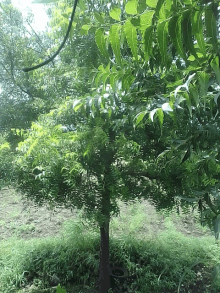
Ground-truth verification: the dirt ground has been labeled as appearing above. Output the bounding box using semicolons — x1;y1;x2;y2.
0;188;212;241
0;188;75;241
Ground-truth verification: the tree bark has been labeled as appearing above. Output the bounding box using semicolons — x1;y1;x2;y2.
99;216;111;293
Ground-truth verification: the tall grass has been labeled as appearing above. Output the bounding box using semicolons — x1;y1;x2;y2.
0;201;220;293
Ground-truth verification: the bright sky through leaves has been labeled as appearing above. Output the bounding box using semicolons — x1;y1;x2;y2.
11;0;48;31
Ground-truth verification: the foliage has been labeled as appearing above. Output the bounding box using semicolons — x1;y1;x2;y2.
0;133;15;188
0;0;51;131
14;88;162;221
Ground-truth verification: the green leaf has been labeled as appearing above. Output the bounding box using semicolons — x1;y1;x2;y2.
169;16;186;60
110;24;121;64
157;108;164;126
110;73;118;90
197;71;210;98
157;21;168;65
189;84;199;107
95;28;108;58
80;25;91;35
73;99;82;112
192;11;206;56
94;12;104;24
134;111;147;126
56;284;66;293
211;56;220;84
140;10;154;30
137;0;147;13
124;20;138;61
146;0;158;8
182;10;198;59
205;8;218;51
182;0;192;4
187;55;195;61
122;72;135;90
155;0;165;17
110;6;121;21
143;26;153;62
183;92;192;117
162;102;173;113
0;142;10;150
164;0;172;11
125;0;138;14
150;108;158;121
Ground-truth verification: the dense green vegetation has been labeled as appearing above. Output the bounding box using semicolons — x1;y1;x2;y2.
0;198;219;293
1;0;220;291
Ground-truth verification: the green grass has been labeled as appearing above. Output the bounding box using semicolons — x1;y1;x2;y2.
0;201;220;293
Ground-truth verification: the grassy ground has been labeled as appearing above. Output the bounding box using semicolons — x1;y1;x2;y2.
0;188;219;293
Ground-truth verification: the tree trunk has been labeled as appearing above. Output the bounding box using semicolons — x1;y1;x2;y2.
98;216;111;293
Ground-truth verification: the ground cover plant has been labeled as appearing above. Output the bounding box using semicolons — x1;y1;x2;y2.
0;189;220;293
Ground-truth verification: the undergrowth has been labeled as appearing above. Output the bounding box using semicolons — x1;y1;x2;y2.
0;201;220;293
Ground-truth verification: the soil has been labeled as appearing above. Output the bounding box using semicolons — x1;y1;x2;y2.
0;188;74;241
0;188;212;241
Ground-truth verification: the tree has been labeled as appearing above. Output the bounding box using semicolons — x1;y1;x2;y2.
15;86;168;292
7;0;220;291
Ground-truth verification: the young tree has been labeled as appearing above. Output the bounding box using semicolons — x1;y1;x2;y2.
14;84;176;292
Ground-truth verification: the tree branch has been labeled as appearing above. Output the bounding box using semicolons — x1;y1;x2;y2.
22;0;79;72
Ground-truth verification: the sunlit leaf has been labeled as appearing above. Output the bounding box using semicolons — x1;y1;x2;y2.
73;99;82;112
134;111;147;126
110;24;121;64
150;108;158;122
146;0;158;8
95;28;108;58
56;284;67;293
124;20;138;61
0;142;10;150
125;0;138;14
139;10;154;30
80;25;91;35
110;6;121;21
162;103;173;112
157;108;164;126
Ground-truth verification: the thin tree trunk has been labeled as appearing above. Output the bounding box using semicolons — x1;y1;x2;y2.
99;217;111;293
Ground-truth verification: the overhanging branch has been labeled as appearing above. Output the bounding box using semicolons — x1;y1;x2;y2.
22;0;79;72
